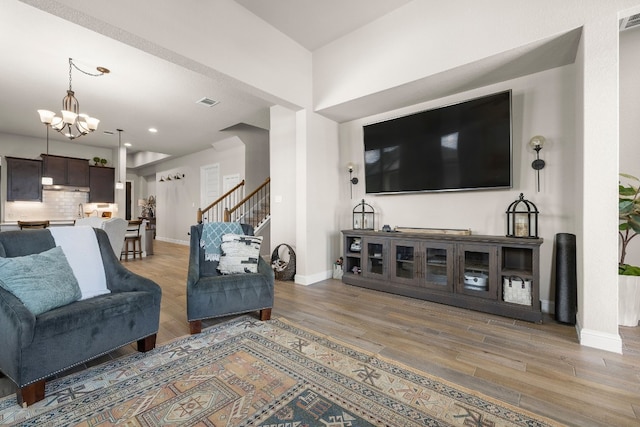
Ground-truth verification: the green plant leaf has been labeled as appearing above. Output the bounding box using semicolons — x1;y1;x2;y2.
620;186;637;197
620;173;640;182
619;264;640;276
630;219;640;234
620;200;634;214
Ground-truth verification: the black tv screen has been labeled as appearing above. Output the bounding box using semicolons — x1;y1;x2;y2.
363;90;512;194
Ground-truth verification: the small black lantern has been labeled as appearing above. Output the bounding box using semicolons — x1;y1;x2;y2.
353;199;375;230
506;193;539;238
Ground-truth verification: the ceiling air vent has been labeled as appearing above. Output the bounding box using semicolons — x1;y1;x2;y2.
196;97;220;107
620;13;640;31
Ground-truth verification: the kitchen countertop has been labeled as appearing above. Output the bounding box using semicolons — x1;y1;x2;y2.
1;217;146;228
1;219;77;228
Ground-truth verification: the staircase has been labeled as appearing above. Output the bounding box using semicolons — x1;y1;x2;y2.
197;178;270;232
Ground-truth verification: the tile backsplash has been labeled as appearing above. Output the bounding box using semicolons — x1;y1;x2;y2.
4;191;116;221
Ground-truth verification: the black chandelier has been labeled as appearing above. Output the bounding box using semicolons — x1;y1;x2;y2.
38;58;109;140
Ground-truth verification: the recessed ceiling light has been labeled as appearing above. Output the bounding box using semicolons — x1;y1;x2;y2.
124;142;132;147
148;128;158;133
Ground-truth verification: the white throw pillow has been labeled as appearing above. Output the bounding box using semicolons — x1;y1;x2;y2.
218;234;262;274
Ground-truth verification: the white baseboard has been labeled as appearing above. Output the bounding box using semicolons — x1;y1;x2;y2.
576;318;623;354
294;269;331;286
155;236;189;246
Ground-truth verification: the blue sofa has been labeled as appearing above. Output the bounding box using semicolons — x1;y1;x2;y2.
187;223;274;334
0;228;161;406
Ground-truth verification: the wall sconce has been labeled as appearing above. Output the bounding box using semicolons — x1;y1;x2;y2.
347;163;358;199
174;173;185;180
159;176;165;182
529;135;546;192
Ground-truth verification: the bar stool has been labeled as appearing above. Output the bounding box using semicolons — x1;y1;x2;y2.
18;220;50;229
120;220;143;260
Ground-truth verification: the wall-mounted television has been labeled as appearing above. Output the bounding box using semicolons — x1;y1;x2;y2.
363;90;512;194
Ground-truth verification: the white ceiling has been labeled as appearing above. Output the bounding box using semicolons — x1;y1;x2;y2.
0;0;411;167
235;0;413;51
1;0;587;170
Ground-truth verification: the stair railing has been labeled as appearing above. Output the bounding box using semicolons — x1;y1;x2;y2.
197;180;245;224
224;177;270;230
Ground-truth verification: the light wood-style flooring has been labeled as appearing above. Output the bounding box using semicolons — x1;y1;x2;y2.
3;240;640;425
124;240;640;426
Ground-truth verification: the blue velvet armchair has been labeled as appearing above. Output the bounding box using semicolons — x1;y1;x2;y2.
0;228;161;406
186;223;274;334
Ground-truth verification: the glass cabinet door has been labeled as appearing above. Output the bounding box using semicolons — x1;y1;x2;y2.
391;241;454;291
392;241;417;283
424;244;454;291
362;238;388;279
458;244;498;299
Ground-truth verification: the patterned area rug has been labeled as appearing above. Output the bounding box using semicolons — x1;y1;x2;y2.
0;316;563;426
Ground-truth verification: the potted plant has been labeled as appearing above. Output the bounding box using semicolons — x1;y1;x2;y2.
618;173;640;326
93;156;101;166
100;158;108;166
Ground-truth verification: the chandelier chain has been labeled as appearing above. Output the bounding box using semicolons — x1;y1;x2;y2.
68;58;107;90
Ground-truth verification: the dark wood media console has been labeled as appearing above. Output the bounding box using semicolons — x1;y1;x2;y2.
342;229;543;322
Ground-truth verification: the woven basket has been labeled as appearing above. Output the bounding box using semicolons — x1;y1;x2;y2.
503;276;532;306
271;244;296;281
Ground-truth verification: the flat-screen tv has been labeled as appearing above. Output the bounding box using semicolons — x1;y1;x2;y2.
363;90;512;194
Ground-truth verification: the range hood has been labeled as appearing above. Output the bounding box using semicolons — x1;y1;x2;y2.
42;184;90;192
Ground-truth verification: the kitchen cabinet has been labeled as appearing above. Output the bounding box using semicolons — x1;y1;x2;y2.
89;166;115;203
42;154;89;187
342;230;543;322
6;157;42;201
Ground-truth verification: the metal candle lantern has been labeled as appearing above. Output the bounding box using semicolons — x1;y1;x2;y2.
506;193;539;238
353;199;375;230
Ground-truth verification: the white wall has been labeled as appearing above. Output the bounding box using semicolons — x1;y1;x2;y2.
221;124;270;191
135;144;245;245
577;12;621;351
294;110;340;284
314;0;640;353
339;66;577;309
269;106;341;284
313;0;636;112
620;28;640;266
270;106;298;255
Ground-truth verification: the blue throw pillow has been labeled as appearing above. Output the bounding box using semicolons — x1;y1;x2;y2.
218;234;262;274
0;246;82;315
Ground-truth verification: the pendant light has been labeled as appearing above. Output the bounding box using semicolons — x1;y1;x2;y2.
115;129;124;190
39;118;53;185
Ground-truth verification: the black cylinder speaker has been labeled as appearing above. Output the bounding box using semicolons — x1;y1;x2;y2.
555;233;577;324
